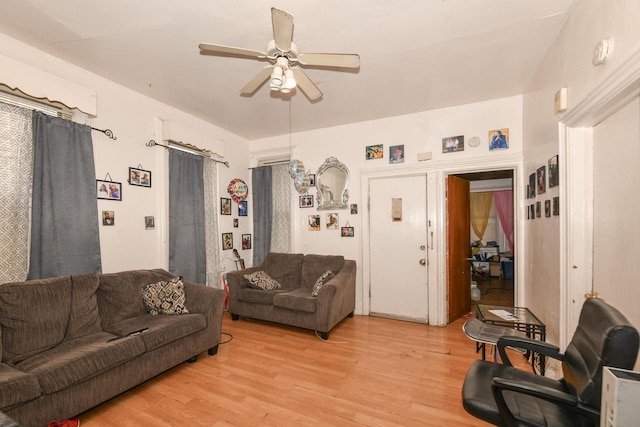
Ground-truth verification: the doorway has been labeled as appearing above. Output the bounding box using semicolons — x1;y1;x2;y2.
447;170;515;321
369;175;428;322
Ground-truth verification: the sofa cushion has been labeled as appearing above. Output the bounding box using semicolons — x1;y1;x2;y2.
273;289;318;313
264;252;304;290
244;271;282;291
104;313;206;352
311;270;336;297
17;331;145;394
142;276;189;315
0;277;72;365
66;273;102;340
301;255;345;290
0;363;41;408
237;288;288;305
98;269;176;328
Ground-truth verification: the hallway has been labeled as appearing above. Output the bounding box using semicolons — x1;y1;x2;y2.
473;276;514;307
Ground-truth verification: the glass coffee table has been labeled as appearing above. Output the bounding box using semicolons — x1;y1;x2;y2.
474;304;546;375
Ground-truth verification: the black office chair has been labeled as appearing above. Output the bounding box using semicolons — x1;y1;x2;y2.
462;298;639;427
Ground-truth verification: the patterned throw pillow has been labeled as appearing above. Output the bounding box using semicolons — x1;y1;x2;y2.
244;271;282;291
142;276;189;315
312;270;335;297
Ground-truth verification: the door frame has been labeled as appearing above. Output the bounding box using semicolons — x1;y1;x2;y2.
361;156;523;325
558;48;640;349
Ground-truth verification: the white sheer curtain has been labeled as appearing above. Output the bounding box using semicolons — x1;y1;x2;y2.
203;158;220;287
0;103;32;283
270;164;291;253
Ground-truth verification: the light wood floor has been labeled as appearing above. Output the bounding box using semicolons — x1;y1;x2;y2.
79;312;530;426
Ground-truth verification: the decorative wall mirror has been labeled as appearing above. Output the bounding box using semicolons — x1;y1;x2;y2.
316;157;349;210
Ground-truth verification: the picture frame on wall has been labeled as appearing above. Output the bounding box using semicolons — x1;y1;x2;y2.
145;216;155;230
326;213;339;229
102;211;115;226
389;144;405;164
488;128;509;151
536;201;542;218
220;198;231;215
308;215;320;231
529;204;535;219
365;144;384;160
528;173;536;198
97;180;122;201
309;174;316;187
242;234;252;250
548;155;559;188
128;167;151;187
299;195;314;208
537;165;546;195
341;227;355;237
222;232;233;250
553;196;560;216
545;200;551;217
238;200;248;216
442;135;464;153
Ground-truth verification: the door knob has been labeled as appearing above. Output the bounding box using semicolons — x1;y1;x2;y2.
419;259;426;265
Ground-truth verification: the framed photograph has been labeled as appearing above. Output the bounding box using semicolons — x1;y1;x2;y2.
102;211;114;226
389;144;405;164
525;185;530;199
220;198;231;215
238;200;248;216
299;195;314;208
308;215;320;231
529;173;536;198
545;200;551;217
128;167;151;187
233;218;239;228
366;144;384;160
553;196;560;216
222;232;233;250
350;204;358;214
529;204;535;220
242;234;252;250
537;165;546;195
489;128;509;151
145;216;155;230
326;213;339;229
97;180;122;201
442;135;464;153
341;226;355;237
309;174;316;187
536;201;542;218
548;155;559;188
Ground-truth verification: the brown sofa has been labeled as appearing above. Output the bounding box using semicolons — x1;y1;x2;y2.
0;269;225;426
225;253;356;339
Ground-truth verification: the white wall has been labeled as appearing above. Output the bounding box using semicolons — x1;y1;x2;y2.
0;34;251;281
251;95;523;317
523;0;640;346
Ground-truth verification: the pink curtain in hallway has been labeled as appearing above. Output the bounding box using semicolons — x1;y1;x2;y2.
493;190;514;253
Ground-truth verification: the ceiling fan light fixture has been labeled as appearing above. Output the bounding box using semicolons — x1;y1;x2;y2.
269;65;283;91
283;68;297;90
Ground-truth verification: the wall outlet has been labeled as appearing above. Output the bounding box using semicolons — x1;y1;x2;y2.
417;152;432;161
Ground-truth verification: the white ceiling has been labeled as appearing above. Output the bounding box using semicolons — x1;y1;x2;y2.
0;0;576;140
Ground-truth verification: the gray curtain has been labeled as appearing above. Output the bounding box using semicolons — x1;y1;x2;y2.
28;111;102;279
169;149;206;283
252;166;272;265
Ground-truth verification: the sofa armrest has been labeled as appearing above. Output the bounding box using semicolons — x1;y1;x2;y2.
183;281;226;328
315;260;356;330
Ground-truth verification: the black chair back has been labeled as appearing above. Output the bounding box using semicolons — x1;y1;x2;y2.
562;298;639;409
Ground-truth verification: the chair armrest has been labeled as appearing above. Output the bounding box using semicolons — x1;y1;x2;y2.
183;281;225;319
491;377;600;426
224;263;264;297
497;336;563;367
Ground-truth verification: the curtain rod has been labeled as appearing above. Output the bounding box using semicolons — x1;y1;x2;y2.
146;139;230;167
248;159;290;169
91;127;117;140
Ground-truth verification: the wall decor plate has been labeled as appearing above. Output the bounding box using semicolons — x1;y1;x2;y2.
468;136;481;147
227;178;248;203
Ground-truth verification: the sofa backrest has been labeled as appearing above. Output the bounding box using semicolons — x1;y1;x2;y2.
0;276;72;365
301;255;345;290
98;269;176;328
66;273;102;340
264;253;304;290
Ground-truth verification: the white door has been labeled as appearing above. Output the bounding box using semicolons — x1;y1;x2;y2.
369;175;428;322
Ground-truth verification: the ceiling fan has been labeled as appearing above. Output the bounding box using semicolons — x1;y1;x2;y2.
199;7;360;101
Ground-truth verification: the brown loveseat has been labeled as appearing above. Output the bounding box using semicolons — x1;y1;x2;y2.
0;269;225;426
225;253;356;339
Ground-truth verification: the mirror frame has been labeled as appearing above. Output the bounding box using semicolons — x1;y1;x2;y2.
315;156;350;210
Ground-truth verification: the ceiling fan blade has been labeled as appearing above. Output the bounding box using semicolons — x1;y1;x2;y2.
297;53;360;69
271;7;294;52
240;66;274;95
199;43;266;59
291;67;323;101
